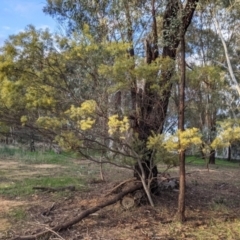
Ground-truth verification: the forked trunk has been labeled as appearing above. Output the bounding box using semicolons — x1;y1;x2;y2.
132;0;198;201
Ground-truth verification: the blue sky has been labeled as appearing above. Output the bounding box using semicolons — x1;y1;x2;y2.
0;0;57;46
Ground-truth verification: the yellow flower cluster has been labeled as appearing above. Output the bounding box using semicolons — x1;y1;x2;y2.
25;86;56;108
66;100;96;119
211;126;240;149
147;132;164;149
79;118;95;130
178;128;202;151
20;115;28;126
36;117;64;130
108;115;129;136
55;131;82;150
65;100;96;131
147;128;202;153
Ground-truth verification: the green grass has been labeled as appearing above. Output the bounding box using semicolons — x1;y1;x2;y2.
186;155;240;168
0;146;90;198
0;175;86;197
0;146;71;165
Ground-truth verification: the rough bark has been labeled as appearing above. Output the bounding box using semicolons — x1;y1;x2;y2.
133;0;199;139
227;145;231;161
178;33;186;222
209;149;216;164
133;0;198;197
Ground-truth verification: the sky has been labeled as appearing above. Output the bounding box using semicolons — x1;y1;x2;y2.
0;0;58;46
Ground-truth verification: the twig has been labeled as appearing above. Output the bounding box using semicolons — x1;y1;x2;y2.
42;202;56;216
44;227;66;240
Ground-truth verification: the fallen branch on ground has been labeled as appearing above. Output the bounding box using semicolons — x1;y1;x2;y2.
13;182;143;240
105;177;137;196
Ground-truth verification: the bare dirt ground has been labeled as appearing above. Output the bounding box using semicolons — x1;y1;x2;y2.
1;159;240;240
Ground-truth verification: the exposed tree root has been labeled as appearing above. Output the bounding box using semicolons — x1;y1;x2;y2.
13;182;143;240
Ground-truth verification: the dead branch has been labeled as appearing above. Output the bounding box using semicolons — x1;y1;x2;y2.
13;182;143;240
44;227;66;240
104;177;137;196
42;203;55;217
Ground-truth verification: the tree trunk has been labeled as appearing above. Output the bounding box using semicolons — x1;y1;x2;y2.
227;145;231;161
178;33;186;223
209;149;215;164
178;150;186;222
132;0;198;198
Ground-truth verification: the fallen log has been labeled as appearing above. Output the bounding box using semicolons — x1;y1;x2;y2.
13;182;143;240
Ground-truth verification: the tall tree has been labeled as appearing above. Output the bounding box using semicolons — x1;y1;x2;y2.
0;1;199;208
43;0;199;192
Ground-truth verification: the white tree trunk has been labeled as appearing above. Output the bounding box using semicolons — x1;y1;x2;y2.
212;12;240;97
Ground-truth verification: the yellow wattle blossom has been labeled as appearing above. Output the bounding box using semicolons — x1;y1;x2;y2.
55;131;82;150
79;117;95;130
66;100;97;119
20;115;28;126
163;128;202;152
108;115;129;136
147;133;164;149
178;128;202;151
36;117;64;130
211;125;240;149
65;100;97;131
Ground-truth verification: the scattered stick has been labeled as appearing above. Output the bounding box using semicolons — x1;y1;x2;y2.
13;182;143;240
42;203;56;216
44;227;66;240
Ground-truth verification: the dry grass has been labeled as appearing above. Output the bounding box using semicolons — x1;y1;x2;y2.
0;157;240;239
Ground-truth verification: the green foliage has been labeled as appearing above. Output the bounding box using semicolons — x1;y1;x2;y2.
0;146;16;157
1;1;235;173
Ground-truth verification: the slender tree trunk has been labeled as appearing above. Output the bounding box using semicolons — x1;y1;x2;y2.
227;145;231;161
178;34;186;223
209;149;215;164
